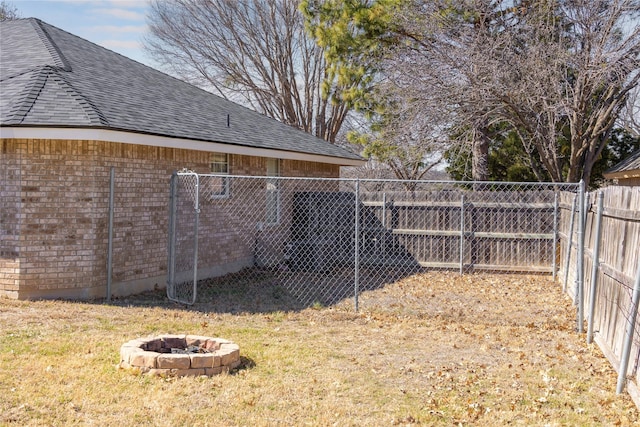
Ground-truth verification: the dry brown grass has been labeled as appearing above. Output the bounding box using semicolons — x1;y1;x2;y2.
1;272;638;426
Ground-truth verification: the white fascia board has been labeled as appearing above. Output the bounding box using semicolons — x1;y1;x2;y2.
0;126;365;167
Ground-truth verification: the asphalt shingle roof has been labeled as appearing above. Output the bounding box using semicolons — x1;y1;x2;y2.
0;18;362;162
606;148;640;175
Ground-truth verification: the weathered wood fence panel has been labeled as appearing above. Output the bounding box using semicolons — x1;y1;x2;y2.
559;186;640;403
360;189;559;273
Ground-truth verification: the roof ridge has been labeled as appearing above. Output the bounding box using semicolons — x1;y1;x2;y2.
51;71;110;126
0;66;46;83
2;67;49;124
29;18;72;72
3;66;109;126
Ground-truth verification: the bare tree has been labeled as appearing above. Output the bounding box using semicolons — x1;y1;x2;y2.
388;0;640;186
487;0;640;185
307;0;639;185
0;1;20;21
356;94;445;182
356;67;449;182
620;85;640;136
382;1;510;181
559;1;640;183
145;0;352;142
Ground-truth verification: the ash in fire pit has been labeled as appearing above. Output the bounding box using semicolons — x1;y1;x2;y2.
171;345;206;354
119;334;240;377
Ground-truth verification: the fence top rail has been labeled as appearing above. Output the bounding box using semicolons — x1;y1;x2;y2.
362;200;555;209
175;172;581;191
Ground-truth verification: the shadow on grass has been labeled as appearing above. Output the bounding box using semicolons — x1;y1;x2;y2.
104;265;424;314
230;356;257;375
105;271;307;314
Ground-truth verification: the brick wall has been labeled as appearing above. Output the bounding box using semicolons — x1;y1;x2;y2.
0;139;21;297
174;157;341;285
281;159;340;178
0;138;340;300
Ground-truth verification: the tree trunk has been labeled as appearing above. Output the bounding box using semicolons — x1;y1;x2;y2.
472;128;490;181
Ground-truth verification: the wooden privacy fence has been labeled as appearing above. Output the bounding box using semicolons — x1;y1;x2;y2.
560;186;640;403
359;191;560;274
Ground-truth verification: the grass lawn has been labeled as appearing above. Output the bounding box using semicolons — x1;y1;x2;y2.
1;272;638;426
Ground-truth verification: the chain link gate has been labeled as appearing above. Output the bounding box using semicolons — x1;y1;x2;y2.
167;173;582;308
167;172;199;304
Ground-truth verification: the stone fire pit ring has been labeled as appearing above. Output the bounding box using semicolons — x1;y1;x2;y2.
119;334;240;377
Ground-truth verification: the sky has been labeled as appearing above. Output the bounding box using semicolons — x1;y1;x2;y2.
12;0;155;67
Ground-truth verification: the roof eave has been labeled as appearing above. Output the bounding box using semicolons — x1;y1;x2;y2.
603;170;640;180
0;126;366;167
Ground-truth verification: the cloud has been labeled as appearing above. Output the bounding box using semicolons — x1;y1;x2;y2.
93;7;145;21
57;0;102;4
93;25;147;34
58;0;147;7
106;0;148;7
100;39;143;50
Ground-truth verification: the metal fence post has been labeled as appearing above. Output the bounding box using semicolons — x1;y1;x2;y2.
575;192;590;306
563;194;577;293
382;192;387;261
587;191;604;344
106;166;115;302
617;261;640;394
354;179;360;312
552;192;559;281
577;180;586;333
460;194;465;275
191;173;200;305
167;172;177;299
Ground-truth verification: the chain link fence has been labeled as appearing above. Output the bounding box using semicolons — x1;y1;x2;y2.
167;172;581;308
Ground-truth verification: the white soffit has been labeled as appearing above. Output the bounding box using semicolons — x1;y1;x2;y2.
0;127;365;167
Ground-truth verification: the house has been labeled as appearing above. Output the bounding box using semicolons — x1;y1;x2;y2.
0;18;364;300
603;148;640;186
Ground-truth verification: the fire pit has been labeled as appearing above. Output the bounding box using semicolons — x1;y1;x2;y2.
119;334;240;377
